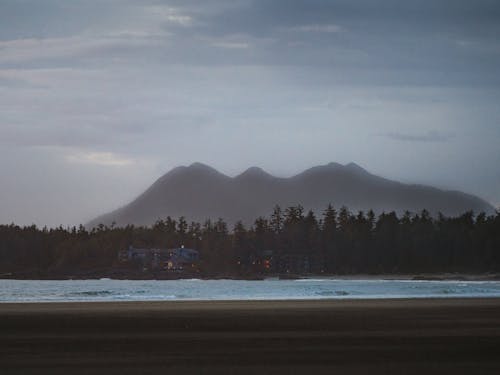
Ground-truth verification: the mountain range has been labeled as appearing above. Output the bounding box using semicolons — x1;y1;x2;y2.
88;162;495;228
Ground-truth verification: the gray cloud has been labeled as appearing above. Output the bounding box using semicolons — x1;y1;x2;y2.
0;0;499;226
383;131;453;143
2;0;499;85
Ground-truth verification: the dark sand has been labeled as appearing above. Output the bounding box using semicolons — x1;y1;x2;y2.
2;299;500;374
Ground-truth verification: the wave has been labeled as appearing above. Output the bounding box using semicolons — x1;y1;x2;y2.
440;288;457;295
315;290;350;296
66;290;114;297
3;279;500;303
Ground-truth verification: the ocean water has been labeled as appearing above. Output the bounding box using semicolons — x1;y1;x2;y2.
1;278;500;302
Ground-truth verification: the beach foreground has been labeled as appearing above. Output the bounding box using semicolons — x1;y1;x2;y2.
2;299;500;374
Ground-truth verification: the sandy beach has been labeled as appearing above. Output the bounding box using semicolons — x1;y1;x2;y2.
2;298;500;374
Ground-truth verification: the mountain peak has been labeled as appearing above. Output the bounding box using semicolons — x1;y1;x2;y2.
327;162;343;168
188;162;214;170
155;162;228;185
293;162;343;178
235;166;273;180
344;162;367;174
184;162;228;176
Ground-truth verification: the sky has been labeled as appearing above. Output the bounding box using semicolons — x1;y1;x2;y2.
1;0;499;227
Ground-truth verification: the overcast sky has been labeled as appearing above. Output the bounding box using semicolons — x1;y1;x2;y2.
1;0;499;227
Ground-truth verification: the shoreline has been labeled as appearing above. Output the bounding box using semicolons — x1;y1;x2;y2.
2;272;500;281
2;298;500;374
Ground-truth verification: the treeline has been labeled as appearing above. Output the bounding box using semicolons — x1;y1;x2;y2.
1;205;499;277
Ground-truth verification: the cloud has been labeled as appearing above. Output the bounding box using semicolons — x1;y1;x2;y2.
383;130;452;143
211;41;249;49
0;1;498;87
291;24;342;33
0;35;162;66
66;151;136;167
0;75;38;88
143;5;193;27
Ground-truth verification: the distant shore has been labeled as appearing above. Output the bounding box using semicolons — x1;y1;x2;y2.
2;270;500;281
2;298;500;374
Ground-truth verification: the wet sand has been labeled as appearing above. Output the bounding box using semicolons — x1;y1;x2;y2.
1;298;500;374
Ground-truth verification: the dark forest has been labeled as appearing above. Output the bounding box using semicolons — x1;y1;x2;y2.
1;205;499;279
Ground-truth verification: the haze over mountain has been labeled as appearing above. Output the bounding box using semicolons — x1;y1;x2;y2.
88;162;494;228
